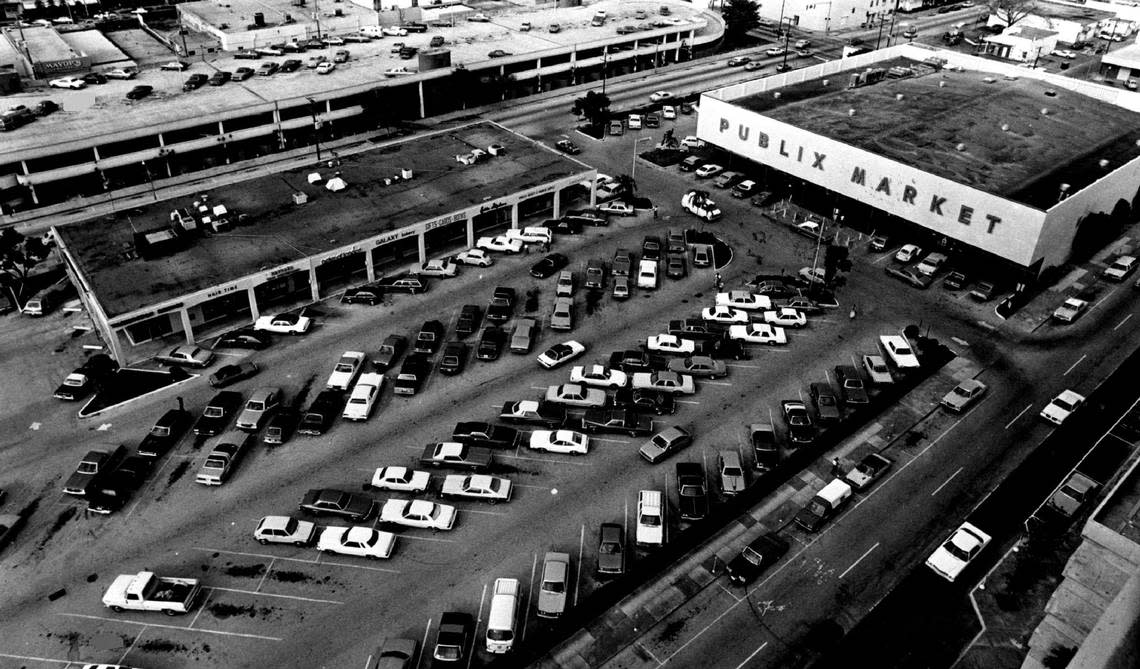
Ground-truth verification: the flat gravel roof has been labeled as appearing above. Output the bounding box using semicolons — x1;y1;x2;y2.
57;122;589;317
732;59;1140;208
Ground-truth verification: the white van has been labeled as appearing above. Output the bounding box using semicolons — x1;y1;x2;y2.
637;259;658;289
485;577;520;653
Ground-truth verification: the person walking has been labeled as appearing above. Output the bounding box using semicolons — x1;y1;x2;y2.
652;205;659;220
830;458;842;478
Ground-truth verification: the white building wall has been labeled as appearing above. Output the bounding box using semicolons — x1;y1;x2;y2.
759;0;895;32
985;13;1098;45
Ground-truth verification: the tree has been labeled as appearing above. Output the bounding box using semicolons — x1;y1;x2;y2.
723;0;761;44
0;228;51;302
613;174;637;199
988;0;1036;28
571;90;611;129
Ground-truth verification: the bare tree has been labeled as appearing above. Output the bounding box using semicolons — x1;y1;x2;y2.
988;0;1036;28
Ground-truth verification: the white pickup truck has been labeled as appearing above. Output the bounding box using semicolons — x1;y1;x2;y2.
102;571;203;615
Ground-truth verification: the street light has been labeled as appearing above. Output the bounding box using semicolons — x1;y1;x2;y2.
631;136;653;181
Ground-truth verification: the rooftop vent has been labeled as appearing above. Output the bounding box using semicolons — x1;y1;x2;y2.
939;81;946;88
822;79;829;86
956;143;967;152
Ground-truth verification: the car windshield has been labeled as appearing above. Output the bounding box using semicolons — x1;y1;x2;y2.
742;547;764;565
943;541;972;561
247;401;265;411
204;407;225;418
641;513;661;527
77;462;99;474
724;467;743;477
543;579;565;593
1054;399;1076;411
600;541;621;554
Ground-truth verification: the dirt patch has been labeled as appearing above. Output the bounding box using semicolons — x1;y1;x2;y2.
271;570;312;583
37;506;77;549
138;638;190;653
166;460;190;486
208;602;274;619
224;563;267;578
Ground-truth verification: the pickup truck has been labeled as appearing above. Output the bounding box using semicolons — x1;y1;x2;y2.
102;571;203;615
393;353;431;395
451;422;520;449
608;349;668;374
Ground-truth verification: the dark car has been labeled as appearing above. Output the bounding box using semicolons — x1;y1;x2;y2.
749;422;780;472
82;72;107;85
710;339;751;361
943;271;970;290
299;488;377;521
530;253;570;279
676;462;709;520
726;533;789;585
137;408;193;457
393;353;432;395
402;21;428;32
612;388;677;415
809;382;841;423
451;422;520;449
208;362;259;388
33;100;59;116
377;273;429;294
608;349;669;374
208;71;232;86
553;217;584;235
488;49;513;58
373;334;408;371
433;611;474;662
54;355;117;400
125;85;153;100
781;400;814;447
562;210;608;227
280;59;303;72
476;326;505;360
581;408;655;436
297;389;344;436
234;67;255;80
668;319;726;343
455;305;482;338
161;60;191;71
597;523;626;575
215;328;272;350
182;73;208;91
437;341;469;375
555;139;581;155
234;49;262;60
665;253;687;279
194;391;243;436
834;365;869;405
486;286;517;323
642;236;662;261
413;319;446;354
373;638;418;669
342;285;384;305
86;456;153;514
264;408;300;445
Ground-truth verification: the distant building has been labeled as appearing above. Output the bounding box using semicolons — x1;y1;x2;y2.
985;2;1116;45
757;0;891;33
982;26;1060;62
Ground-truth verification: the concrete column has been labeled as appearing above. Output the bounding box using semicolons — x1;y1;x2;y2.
589;184;597;207
364;249;376;282
309;264;320;302
179;308;195;344
418;80;426;119
552;189;561;219
247;286;260;322
511;202;519;229
417;232;427;263
466;217;475;247
21;160;39;204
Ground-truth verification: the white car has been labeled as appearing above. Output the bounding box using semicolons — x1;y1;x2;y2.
861;354;894;385
649;90;674;102
317;525;396;559
254;312;312;334
326;351;366;391
598;201;636;216
476;235;525;254
49;76;86;89
925;522;991;582
940;379;988;412
1103;255;1138;281
254;515;317;546
1053;49;1077;59
662;105;676;119
420;259;458;277
1040;389;1085;425
537;340;586;369
879;334;920;369
728;323;788;345
382;26;408;36
895;244;923;263
762;308;807;328
454;248;495;267
529;429;590;455
315;61;336;75
630;371;696;394
1052;297;1088;323
440;474;512;503
569;365;629;389
680;136;706;150
628;113;643;129
716;291;772;310
370;466;430;493
636;490;665;547
380;499;457;531
700;306;749;324
647;334;697;355
342;373;384;420
695;164;724;179
798;266;827;285
505;226;553;244
545;383;607;407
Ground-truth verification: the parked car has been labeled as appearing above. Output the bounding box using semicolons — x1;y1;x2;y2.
597;523;627;575
125;85;153;100
208;362;259;388
941;379;988;412
581;408;654;436
639;425;693;463
298;488;377;521
925;522;991;582
844;453;893;491
215;328;271;350
254;515;317;546
536;340;586;369
809;382;841;422
372;334;407;371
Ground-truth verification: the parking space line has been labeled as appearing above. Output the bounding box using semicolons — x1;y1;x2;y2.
704;381;732;386
191;546;400;574
469;583;488;669
514;483;553;489
500;453;590;466
58;613;284;642
719;583;743;602
316;558;401;574
417;618;432;669
574;524;585;608
208;585;344;605
677;400;700;405
393;534;456;544
189;588;213;629
530;386;548;391
522;553;537;642
734;641;769;669
1114;313;1132;331
0;652;89;665
726;363;764;369
463;508;507;516
838;542;879;579
117;627;146;665
930;467;963;497
256;558;275;592
1063;354;1087;376
593;437;630;444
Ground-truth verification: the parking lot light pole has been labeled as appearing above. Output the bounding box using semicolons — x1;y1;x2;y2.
631;136;653;181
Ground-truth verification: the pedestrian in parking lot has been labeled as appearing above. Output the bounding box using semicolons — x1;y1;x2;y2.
830;458;842;478
653;205;659;219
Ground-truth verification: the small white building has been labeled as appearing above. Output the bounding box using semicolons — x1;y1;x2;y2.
985;2;1115;45
1100;42;1140;85
983;26;1060;62
759;0;896;33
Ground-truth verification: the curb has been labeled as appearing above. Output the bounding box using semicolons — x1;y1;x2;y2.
77;371;199;420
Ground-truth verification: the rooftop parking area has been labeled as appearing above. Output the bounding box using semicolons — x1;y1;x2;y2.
731;58;1140;208
56;121;590;317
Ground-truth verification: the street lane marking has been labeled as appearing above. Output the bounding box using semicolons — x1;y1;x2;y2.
1004;403;1033;430
390;534;455;544
734;642;769;669
931;467;963;497
636;641;663;666
1063;354;1087;376
58;613;283;642
469;583;488;669
839;542;880;579
208;585;343;604
192;546;400;574
1114;314;1132;331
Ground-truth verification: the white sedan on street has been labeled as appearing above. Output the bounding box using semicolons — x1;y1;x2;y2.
716;291;772;310
529;429;590;455
728;323;787;345
380;499;457;531
649;90;674;102
476;235;524;254
701;306;748;324
317;526;396;559
1040;389;1085;425
569;365;629;389
925;522;991;582
762;308;807;328
254;312;313;334
647;334;697;355
370;466;431;493
453;248;495;266
545;383;607;407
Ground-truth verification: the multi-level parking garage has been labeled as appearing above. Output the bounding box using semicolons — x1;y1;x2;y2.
696;44;1140;281
0;0;722;212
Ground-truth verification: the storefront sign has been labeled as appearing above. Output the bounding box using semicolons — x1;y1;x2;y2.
268;264;301;279
206;284;241;299
425;211;467;231
372;227;417;248
320;245;361;265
